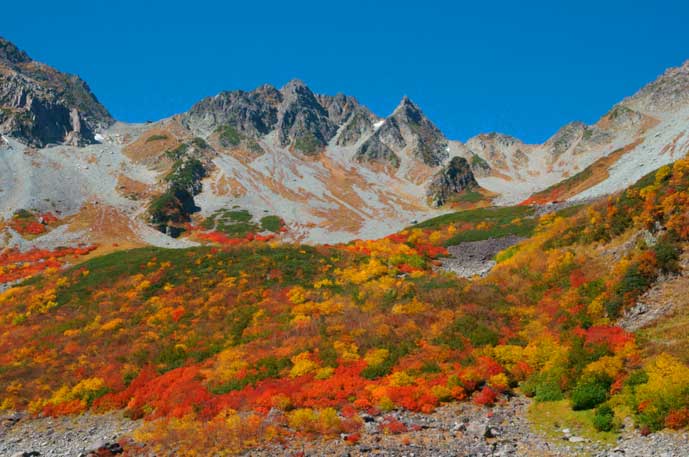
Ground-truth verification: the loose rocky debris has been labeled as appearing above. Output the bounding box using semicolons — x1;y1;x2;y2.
0;411;138;457
439;235;524;278
619;249;689;332
4;397;689;456
246;397;689;457
245;397;575;457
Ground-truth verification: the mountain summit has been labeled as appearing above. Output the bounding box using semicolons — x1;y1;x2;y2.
0;37;112;147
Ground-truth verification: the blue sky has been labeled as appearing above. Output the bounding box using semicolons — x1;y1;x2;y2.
4;0;688;143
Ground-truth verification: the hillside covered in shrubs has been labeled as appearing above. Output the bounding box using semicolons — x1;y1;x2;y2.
2;159;689;454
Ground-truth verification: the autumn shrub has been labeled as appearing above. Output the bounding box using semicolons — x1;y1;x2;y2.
435;314;499;350
473;386;498;406
522;373;564;402
571;375;610;410
259;215;283;233
624;369;648;388
664;408;689;429
379;416;408;434
653;235;680;274
635;354;689;431
593;404;615;432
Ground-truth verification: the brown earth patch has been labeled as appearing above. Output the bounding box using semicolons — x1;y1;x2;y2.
122;128;181;165
210;173;248;198
116;175;155;201
64;203;145;256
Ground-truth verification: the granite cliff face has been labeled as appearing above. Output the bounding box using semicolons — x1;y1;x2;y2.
0;37;112;147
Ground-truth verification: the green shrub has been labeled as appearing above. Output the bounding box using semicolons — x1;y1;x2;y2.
654;236;680;274
521;372;564;402
624;369;649;387
260;215;282;233
145;134;168;142
191;137;208;149
226;209;252;223
217;125;241;147
13;208;33;219
571;377;610;410
165;143;189;161
166;158;206;194
593;404;615;432
293;133;322;155
434;315;499;350
535;380;565;402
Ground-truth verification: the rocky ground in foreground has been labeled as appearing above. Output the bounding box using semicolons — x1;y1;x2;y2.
2;397;689;456
0;411;139;457
248;397;689;457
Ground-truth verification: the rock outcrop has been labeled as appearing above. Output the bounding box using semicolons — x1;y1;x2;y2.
276;79;338;154
355;96;448;168
180;84;282;138
0;37;113;147
427;156;478;206
335;106;378;146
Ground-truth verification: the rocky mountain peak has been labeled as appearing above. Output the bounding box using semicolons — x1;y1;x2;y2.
181;86;282;138
392;95;422;119
355;95;449;168
620;59;689;115
545;121;586;157
0;37;113;147
276;79;338;154
281;78;308;92
0;37;31;64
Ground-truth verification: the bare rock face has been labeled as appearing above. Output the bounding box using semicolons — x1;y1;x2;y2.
465;132;527;172
393;96;449;166
355;117;405;167
316;92;360;126
355;134;401;168
621;59;689;115
355;96;448;168
182;80;355;156
427;156;478;206
276;79;339;155
0;37;113;147
180;84;282;138
336;106;377;146
545;121;586;158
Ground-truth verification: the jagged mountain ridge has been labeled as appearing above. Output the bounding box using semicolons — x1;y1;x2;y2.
1;35;689;249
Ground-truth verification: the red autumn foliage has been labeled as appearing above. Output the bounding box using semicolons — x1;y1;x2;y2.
472;387;498;406
665;408;689;429
380;416;408;434
0;246;97;285
344;432;361;444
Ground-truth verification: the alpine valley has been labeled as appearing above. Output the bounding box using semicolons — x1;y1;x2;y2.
2;36;689;456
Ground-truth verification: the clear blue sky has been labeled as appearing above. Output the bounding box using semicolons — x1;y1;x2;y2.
4;0;687;143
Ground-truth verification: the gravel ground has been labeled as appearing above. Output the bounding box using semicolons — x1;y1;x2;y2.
0;411;139;457
247;397;689;457
3;397;689;456
439;235;525;278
